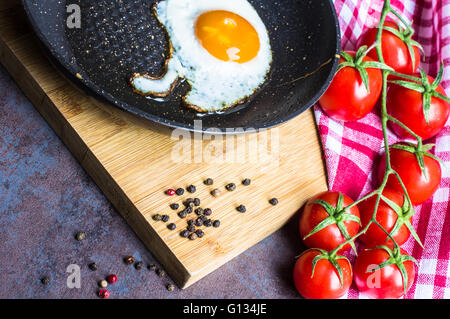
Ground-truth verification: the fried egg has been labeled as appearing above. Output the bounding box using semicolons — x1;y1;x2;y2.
130;0;272;112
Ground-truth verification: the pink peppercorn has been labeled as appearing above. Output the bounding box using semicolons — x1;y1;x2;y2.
98;289;109;299
106;274;117;284
166;189;176;196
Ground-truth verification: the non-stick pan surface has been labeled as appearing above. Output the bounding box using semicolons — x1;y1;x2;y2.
22;0;340;133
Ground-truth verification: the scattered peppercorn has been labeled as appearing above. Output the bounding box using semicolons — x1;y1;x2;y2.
180;230;189;238
40;276;50;285
166;189;176;196
88;262;98;271
204;219;212;227
200;215;207;222
167;223;176;230
152;214;162;221
242;178;251;186
184;198;194;206
75;231;86;241
195;207;203;215
98;289;109;299
124;256;135;265
189;233;198;240
213;220;221;228
178;210;187;219
225;183;236;191
170;203;179;210
147;264;156;271
135;261;144;270
175;188;185;195
106;274;117;284
236;205;246;213
195;229;205;238
156;269;166;277
211;188;221;197
187;219;195;226
185;206;193;214
204;178;214;185
187;224;196;232
203;208;212;216
161;215;170;222
98;280;108;288
186;185;196;193
269;198;279;206
193;198;201;206
195;218;204;227
166;284;175;291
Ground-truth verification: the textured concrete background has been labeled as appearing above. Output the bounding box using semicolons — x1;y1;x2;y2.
0;65;306;299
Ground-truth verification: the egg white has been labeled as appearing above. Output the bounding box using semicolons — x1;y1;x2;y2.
130;0;272;112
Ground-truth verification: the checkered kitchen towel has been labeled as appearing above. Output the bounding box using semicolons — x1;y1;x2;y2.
314;0;450;298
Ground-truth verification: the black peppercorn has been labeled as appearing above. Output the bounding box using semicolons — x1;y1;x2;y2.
135;261;144;270
236;205;246;213
180;230;189;238
152;214;162;221
213;220;221;228
195;207;203;215
124;256;135;265
186;185;196;193
203;208;212;216
193;198;201;206
269;198;279;206
167;223;176;230
242;178;251;186
195;229;205;238
199;215;207;222
204;219;212;227
41;276;50;285
187;219;195;226
178;211;187;219
184;198;194;206
161;214;170;222
185;206;193;214
195;218;204;227
88;262;98;271
204;178;214;185
187;224;196;232
147;264;156;271
225;183;236;191
170;203;179;210
156;269;166;277
175;188;185;196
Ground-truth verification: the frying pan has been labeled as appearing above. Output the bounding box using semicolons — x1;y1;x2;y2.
22;0;340;133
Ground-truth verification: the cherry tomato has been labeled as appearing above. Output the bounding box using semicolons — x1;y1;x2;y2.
378;144;442;205
354;245;416;299
300;191;360;252
358;189;411;246
319;51;382;121
387;74;449;140
359;21;420;74
293;249;352;299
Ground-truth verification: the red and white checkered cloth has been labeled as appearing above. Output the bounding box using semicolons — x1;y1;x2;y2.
314;0;450;298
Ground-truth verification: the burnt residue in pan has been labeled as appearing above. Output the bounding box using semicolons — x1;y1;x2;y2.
59;0;338;131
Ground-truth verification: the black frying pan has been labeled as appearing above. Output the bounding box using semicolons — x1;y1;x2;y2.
22;0;340;133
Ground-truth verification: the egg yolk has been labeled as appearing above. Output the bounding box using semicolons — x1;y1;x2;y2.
195;10;260;63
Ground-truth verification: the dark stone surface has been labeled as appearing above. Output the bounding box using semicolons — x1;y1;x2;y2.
0;66;303;299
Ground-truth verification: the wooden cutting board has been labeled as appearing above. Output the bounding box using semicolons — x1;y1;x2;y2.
0;1;327;288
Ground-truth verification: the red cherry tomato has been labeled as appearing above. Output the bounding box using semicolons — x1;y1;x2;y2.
386;74;449;141
378;144;442;205
354;245;416;299
319;51;382;121
293;249;352;299
359;21;420;74
358;189;411;246
300;191;360;252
